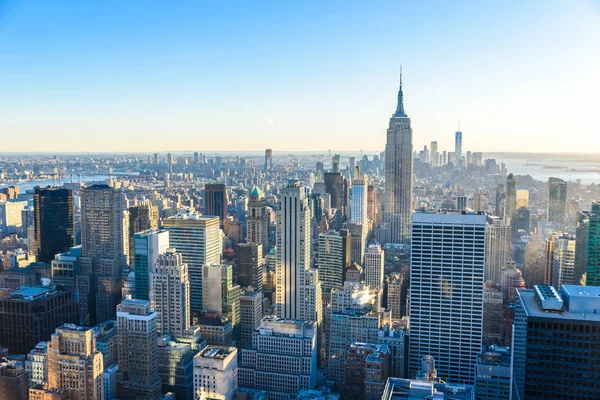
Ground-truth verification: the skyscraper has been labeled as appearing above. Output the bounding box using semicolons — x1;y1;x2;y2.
79;184;127;325
547;177;567;232
317;230;351;296
133;229;170;300
202;264;241;338
383;69;413;245
409;211;486;384
239;288;262;349
204;183;228;226
116;299;161;399
128;202;159;266
505;174;517;225
430;141;439;167
46;324;104;400
163;214;222;313
454;129;463;164
350;169;368;224
237;243;263;291
364;243;385;290
150;249;190;336
264;148;272;171
550;233;576;289
33;186;74;263
485;216;511;285
512;285;600;399
246;187;269;255
575;202;600;286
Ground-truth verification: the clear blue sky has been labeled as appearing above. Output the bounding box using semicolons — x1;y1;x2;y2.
0;0;598;153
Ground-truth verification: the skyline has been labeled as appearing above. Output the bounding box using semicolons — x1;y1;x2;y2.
0;1;599;153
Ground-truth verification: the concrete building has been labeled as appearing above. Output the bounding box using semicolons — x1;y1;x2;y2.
46;324;104;400
364;244;385;290
381;378;475;400
0;285;77;355
93;320;118;368
513;285;600;399
150;249;190;336
246;187;269;255
103;364;118;400
475;345;511;400
196;313;233;346
127;202;159;266
28;385;71;400
133;229;170;300
485;216;511;285
377;322;408;380
317;230;351;295
194;346;238;400
0;199;27;234
550;233;576;289
343;342;391;400
116;299;161;400
409;211;486;384
163;214;222;313
547;177;567;232
383;71;413;245
386;273;404;320
51;246;81;289
0;360;29;400
342;221;368;265
482;284;503;344
25;342;48;387
0;266;36;289
239;317;317;399
239;288;263;349
79;184;127;326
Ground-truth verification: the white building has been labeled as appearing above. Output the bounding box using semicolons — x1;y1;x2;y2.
551;233;576;289
163;214;222;313
485;216;511;285
193;346;238;400
150;248;190;336
239;289;263;348
25;342;47;387
364;244;385;290
409;211;486;385
239;317;317;399
202;264;240;337
318;230;351;295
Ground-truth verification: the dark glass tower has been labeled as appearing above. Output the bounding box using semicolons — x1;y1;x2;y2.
204;183;228;227
34;186;74;263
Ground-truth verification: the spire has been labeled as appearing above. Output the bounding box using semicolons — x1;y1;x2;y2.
393;64;407;118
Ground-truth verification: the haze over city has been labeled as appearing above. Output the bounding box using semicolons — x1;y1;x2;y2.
0;0;599;153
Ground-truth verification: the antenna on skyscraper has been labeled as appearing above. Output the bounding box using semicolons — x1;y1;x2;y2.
399;64;403;89
458;121;460;131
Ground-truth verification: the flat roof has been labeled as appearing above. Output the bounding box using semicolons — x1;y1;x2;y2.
518;288;600;322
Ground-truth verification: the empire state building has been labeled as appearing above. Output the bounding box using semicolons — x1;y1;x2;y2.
383;69;413;245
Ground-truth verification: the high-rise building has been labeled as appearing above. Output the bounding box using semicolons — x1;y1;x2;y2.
342;221;368;265
51;246;81;289
150;249;190;336
202;264;240;339
79;184;127;325
386;273;405;320
239;288;262;349
163;214;222;313
204;183;228;226
513;285;600;399
194;346;238;400
474;345;511;400
238;317;317;397
276;179;322;324
46;324;104;400
383;69;413;245
324;171;343;210
327;282;380;386
246;187;269;255
482;284;503;344
430;141;439;167
485;216;511;285
454;130;463;164
116;299;161;400
343;343;391;400
505;174;517;225
94;320;118;368
0;360;29;400
25;342;48;387
575;202;600;286
156;336;195;400
317;230;351;296
34;187;74;263
134;229;170;300
523;235;548;287
0;199;27;233
0;285;77;355
364;244;385;290
550;233;576;289
264;148;272;171
350;171;368;224
237;243;263;291
128;203;159;266
409;211;485;384
547;177;567;232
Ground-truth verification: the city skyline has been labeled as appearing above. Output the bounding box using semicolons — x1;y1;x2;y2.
0;1;598;153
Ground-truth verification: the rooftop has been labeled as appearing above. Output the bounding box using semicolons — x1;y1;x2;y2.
199;346;235;360
518;285;600;322
3;285;64;301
